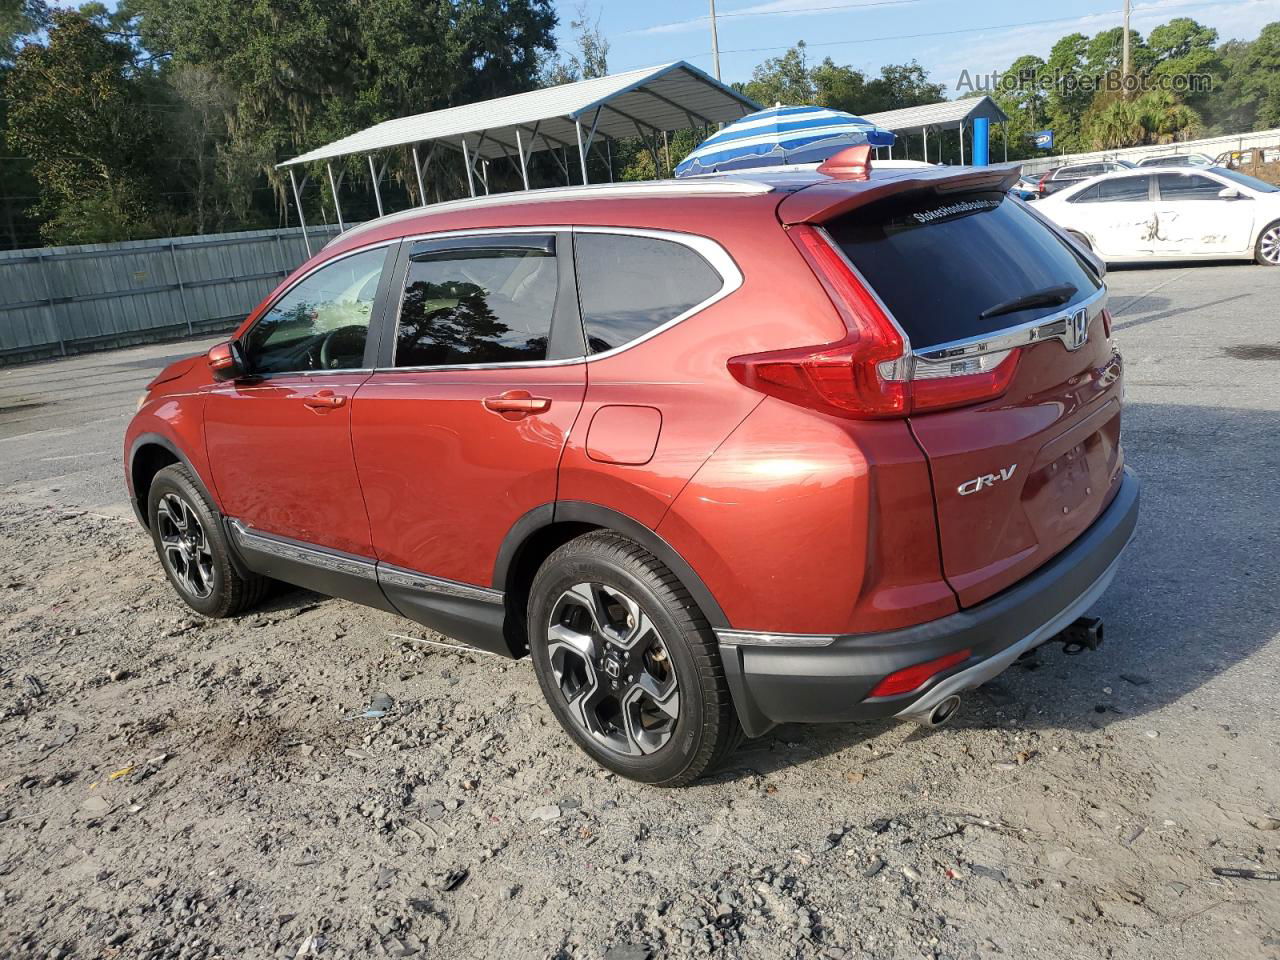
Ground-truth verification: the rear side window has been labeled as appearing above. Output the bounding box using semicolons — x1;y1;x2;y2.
394;239;557;367
829;191;1102;350
1157;173;1222;201
1071;176;1150;203
574;233;722;354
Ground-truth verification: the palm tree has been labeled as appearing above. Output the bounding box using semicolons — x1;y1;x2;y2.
1135;90;1201;144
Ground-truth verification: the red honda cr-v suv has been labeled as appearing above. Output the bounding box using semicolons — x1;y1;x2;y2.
125;160;1139;786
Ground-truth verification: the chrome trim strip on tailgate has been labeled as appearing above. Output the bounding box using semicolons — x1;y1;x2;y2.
913;286;1108;365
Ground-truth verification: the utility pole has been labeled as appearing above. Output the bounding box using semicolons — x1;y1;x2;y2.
710;0;721;81
1121;0;1131;95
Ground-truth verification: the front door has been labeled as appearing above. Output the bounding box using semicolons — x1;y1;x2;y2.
351;232;586;648
204;243;396;558
1152;172;1256;257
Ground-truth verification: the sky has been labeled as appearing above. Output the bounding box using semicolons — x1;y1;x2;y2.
565;0;1279;96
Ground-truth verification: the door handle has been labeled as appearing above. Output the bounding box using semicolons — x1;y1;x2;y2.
303;389;346;410
483;391;552;418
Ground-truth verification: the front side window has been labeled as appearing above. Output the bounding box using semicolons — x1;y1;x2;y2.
1071;176;1150;203
574;233;723;354
395;238;558;367
1158;173;1224;201
242;247;386;374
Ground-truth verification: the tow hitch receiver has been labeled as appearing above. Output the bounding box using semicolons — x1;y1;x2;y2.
1058;616;1104;655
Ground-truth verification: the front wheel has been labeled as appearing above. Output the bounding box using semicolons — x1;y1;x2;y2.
527;532;742;786
1255;221;1280;266
146;464;269;618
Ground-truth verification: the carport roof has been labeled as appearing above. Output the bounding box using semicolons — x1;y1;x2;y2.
277;61;761;168
862;96;1009;136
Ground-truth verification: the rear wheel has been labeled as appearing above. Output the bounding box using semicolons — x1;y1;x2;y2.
146;464;269;618
1255;221;1280;266
527;532;741;786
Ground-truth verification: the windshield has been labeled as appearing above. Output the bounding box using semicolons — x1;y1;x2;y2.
1212;168;1280;193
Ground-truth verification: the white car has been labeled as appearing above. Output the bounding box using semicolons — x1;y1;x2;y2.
1034;166;1280;265
1134;153;1214;168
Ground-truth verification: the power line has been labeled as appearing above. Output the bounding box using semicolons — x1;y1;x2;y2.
618;0;1261;69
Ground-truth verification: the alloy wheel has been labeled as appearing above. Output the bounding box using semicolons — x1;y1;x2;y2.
156;493;215;600
1261;225;1280;265
546;582;680;757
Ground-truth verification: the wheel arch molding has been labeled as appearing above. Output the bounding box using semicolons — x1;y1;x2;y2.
494;501;730;650
127;432;219;530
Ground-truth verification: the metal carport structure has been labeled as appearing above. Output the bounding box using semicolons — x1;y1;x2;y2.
862;96;1010;165
277;61;760;254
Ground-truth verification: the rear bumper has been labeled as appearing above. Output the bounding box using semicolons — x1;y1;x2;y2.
718;467;1140;737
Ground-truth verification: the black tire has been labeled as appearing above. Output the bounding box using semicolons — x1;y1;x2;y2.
1254;220;1280;266
146;464;269;618
528;531;742;787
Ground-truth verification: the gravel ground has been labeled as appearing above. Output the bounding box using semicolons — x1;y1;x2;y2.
1;263;1278;960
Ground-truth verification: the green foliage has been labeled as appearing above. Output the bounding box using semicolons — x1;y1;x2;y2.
741;42;944;114
5;9;162;243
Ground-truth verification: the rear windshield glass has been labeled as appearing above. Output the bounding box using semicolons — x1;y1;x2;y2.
828;190;1102;349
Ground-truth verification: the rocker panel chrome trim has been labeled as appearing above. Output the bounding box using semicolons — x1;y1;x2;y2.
227;520;377;580
377;564;503;604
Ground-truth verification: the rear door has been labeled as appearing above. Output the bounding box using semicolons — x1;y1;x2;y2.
1063;174;1156;259
826;187;1123;606
350;232;586;649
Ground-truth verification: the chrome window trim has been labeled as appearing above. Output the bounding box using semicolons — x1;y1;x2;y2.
378;564;504;603
912;285;1108;365
382;225;743;373
228;520;377;581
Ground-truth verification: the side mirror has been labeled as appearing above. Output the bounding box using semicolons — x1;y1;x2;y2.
1218;187;1243;200
207;341;246;381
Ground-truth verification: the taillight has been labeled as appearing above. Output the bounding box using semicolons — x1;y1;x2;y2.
1037;172;1051;193
727;226;1019;419
1101;307;1113;339
867;648;971;698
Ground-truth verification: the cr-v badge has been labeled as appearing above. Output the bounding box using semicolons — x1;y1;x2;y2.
958;464;1018;496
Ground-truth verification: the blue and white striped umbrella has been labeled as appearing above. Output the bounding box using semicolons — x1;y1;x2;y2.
674;105;895;177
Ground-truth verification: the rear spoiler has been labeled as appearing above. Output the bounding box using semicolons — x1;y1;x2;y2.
778;163;1022;225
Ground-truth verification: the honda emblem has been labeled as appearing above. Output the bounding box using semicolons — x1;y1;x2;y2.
1066;308;1089;350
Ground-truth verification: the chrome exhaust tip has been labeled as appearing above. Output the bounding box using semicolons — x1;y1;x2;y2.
917;694;962;728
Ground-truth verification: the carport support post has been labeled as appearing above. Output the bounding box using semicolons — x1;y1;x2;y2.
412;145;427;206
461;138;477;197
972;116;989;166
922;127;928;163
1002;122;1008;162
959;122;966;165
367;155;384;217
289;168;312;258
326;162;345;232
575;118;590;185
515;129;530;190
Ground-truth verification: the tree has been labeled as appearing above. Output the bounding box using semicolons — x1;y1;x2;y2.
741;42;815;106
541;2;608;85
1043;33;1091;151
5;9;161;243
860;61;945;111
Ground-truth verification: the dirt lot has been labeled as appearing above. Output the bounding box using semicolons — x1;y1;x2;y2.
2;264;1279;960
